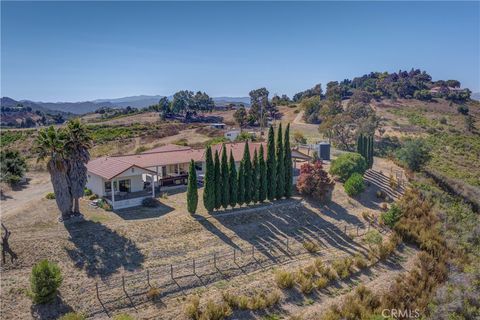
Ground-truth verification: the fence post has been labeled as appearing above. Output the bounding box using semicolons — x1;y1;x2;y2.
193;258;196;274
96;282;100;301
233;248;236;264
213;252;217;269
286;238;289;251
170;264;174;280
344;225;347;234
122;275;126;293
147;269;150;287
252;245;255;259
357;226;359;236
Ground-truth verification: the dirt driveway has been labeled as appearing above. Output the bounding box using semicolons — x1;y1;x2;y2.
1;171;52;217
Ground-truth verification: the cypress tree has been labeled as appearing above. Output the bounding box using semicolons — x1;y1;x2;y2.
365;136;371;169
187;159;198;214
221;144;230;209
251;148;259;203
363;135;368;161
237;160;245;206
369;136;374;169
266;126;276;201
242;141;252;204
214;150;221;210
357;133;364;155
203;146;215;212
284;123;293;198
258;144;267;202
275;123;285;200
229;150;238;207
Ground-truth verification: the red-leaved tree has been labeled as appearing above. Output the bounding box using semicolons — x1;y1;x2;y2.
296;161;335;201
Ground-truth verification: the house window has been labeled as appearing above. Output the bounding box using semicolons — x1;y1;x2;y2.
105;181;118;193
119;179;131;192
195;162;203;171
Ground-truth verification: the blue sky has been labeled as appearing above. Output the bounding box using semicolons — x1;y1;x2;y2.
1;1;479;102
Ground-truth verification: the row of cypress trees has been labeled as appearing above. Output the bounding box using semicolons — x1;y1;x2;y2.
196;123;292;213
356;133;374;169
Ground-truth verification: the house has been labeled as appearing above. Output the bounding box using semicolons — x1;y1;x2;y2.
224;130;241;141
86;142;310;209
210;123;226;129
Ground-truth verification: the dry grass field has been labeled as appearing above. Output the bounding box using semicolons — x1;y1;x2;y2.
0;149;410;319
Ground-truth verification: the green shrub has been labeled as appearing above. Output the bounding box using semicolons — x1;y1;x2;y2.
330;153;367;182
344;173;365;196
29;259;63;304
45;192;55;200
382;203;402;228
395;139;431;171
142;197;159;208
89;194;99;200
83;188;92;196
364;230;383;250
98;199;112;211
112;314;134;320
59;312;85;320
274;270;295;289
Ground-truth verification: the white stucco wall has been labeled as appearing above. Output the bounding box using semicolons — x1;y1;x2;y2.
86;172;105;196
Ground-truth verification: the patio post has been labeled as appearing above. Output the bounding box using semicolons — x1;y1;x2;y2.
151;174;155;198
111;180;115;208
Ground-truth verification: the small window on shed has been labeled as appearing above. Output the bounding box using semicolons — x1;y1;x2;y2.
131;168;135;173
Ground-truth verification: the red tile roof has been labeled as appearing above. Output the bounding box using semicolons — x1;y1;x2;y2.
142;144;192;154
87;142;307;180
86;157;156;180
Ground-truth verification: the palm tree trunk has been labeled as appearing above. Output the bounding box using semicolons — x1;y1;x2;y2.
73;198;80;214
48;160;73;220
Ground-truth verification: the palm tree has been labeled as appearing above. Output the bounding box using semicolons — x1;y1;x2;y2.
35;126;73;220
64;119;92;214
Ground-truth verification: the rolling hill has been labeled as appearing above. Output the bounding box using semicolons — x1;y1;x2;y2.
1;95;251;115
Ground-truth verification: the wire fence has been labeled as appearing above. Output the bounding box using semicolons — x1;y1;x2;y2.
90;220;381;317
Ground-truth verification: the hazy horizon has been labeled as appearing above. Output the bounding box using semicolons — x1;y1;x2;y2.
2;1;479;102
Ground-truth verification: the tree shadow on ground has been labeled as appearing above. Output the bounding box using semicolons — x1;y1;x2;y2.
196;217;241;250
64;217;144;279
10;177;32;191
210;201;368;259
113;202;175;220
307;199;363;225
30;295;73;320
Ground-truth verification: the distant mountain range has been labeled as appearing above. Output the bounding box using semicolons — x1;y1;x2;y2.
1;95;250;115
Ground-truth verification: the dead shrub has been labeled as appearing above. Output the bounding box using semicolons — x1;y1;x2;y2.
146;287;161;300
296;273;314;294
314;258;324;272
185;295;200;320
274;270;295;289
315;276;329;289
302;241;320;253
201;300;232;320
353;254;368;269
301;264;317;278
332;257;354;279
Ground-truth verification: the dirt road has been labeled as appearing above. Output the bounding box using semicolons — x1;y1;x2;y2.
1;171;52;217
